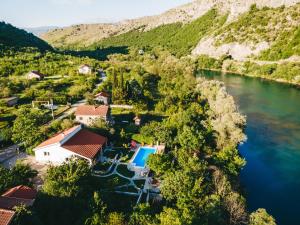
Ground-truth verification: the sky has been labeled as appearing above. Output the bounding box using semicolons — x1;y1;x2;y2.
0;0;193;28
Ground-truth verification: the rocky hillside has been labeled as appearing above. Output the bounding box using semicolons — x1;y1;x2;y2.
41;0;300;61
41;0;298;47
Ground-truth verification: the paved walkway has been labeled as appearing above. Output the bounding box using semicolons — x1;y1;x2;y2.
0;144;20;163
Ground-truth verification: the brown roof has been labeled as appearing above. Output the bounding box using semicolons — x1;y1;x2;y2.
0;197;33;210
36;125;80;148
29;71;45;78
2;186;37;200
95;92;110;98
62;129;107;159
0;209;15;225
75;105;108;117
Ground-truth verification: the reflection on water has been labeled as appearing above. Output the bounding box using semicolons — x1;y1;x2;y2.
199;70;300;225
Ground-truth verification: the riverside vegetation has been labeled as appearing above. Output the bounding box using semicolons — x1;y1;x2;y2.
42;3;300;85
0;17;277;225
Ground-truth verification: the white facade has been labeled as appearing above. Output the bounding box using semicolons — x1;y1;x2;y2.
34;126;93;165
78;65;92;74
76;115;107;126
95;96;109;105
35;144;91;165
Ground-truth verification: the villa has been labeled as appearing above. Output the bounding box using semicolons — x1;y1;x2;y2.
75;105;109;126
94;92;110;105
0;185;37;225
26;71;45;80
78;64;92;74
34;125;107;165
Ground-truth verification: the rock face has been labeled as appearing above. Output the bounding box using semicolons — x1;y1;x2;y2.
42;0;300;57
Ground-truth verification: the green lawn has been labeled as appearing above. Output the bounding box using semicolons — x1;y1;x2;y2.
119;150;135;163
133;179;146;189
103;150;119;159
116;185;138;193
97;174;129;189
116;164;135;178
93;161;112;172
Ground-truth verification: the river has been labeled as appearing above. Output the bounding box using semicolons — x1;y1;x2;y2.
199;70;300;225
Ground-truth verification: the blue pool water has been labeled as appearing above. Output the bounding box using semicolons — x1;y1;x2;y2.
132;147;156;167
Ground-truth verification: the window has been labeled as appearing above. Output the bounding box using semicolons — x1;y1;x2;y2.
79;117;83;120
44;152;50;156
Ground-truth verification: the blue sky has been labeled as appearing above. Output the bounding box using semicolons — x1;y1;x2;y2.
0;0;193;28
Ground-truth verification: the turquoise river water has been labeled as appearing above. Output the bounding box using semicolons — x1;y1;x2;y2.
199;70;300;225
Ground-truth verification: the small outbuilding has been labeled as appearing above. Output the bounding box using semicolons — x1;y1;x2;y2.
27;71;45;80
2;97;18;107
133;116;142;126
95;92;110;105
78;64;92;75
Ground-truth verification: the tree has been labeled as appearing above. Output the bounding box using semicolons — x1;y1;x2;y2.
106;212;126;225
0;162;37;194
43;159;91;197
12;107;49;148
147;154;173;176
250;208;276;225
0;127;12;145
129;204;156;225
85;192;107;225
158;208;183;225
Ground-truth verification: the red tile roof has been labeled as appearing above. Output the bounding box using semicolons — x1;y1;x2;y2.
36;125;81;148
30;71;45;78
2;186;37;200
95;92;110;98
62;129;107;159
75;105;108;117
0;209;14;225
0;197;33;210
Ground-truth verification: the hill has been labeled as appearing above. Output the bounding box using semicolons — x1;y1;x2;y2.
41;0;300;56
0;22;52;51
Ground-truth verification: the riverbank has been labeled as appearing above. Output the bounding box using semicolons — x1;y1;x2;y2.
201;70;300;225
200;67;300;88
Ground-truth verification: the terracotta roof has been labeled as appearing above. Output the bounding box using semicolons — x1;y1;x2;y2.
29;71;45;77
2;186;37;200
75;105;108;117
95;92;110;98
79;64;91;68
0;209;14;225
36;125;80;148
62;129;107;159
0;196;33;210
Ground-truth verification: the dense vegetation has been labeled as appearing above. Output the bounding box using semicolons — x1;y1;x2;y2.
91;9;228;57
0;22;52;51
0;20;277;225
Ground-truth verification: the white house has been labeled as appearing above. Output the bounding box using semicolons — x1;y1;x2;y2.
78;64;92;74
34;125;107;165
94;92;110;105
27;71;45;80
75;105;109;126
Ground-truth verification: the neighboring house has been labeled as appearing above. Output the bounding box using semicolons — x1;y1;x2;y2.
34;125;107;165
0;185;37;225
78;64;92;74
27;71;45;80
95;92;110;105
75;105;109;126
2;97;18;107
133;116;142;126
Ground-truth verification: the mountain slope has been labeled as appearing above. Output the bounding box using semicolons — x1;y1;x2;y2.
0;22;52;51
92;9;228;57
41;0;300;50
193;3;300;60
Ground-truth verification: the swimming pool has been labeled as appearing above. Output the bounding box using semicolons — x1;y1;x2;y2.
132;147;156;167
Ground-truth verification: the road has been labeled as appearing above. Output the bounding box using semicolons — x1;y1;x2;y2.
55;99;87;121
